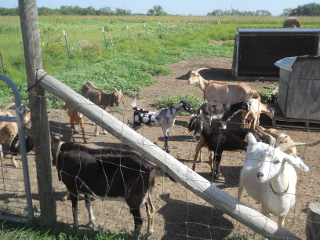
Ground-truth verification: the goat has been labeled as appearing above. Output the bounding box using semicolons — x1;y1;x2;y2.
238;132;320;226
188;68;260;104
188;114;267;178
62;102;87;143
0;103;31;167
51;136;158;239
81;81;123;136
130;98;192;153
242;98;275;130
192;100;250;139
256;126;297;156
9;125;34;157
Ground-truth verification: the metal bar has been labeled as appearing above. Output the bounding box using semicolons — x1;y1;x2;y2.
0;74;34;221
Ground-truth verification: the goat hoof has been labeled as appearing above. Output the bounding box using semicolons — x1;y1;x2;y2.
214;174;220;180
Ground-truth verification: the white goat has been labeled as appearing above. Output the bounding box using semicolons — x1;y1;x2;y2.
188;68;260;103
238;132;319;226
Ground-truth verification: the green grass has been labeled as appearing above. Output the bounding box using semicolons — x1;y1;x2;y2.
0;220;134;240
1;15;319;108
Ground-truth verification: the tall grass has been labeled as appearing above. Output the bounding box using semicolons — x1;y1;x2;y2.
1;15;318;107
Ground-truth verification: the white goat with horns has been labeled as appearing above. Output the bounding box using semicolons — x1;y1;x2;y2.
238;132;320;226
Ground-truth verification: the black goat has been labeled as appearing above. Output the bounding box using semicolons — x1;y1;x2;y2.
195;100;250;130
188;115;267;179
130;98;192;153
51;137;157;239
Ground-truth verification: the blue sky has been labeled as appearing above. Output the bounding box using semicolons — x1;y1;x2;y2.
1;0;314;16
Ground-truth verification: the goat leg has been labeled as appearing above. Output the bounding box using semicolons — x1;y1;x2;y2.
70;193;79;230
79;119;87;143
130;208;143;240
145;197;155;235
11;155;19;168
85;195;95;227
70;122;75;142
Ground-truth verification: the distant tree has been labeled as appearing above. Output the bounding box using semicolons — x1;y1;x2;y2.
115;8;131;15
97;7;114;15
281;8;293;16
0;7;18;15
207;8;271;16
147;5;167;16
38;7;57;15
290;2;320;16
255;10;271;16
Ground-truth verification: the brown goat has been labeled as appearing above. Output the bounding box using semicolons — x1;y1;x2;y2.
81;81;123;136
62;102;87;143
0;103;31;167
188;68;260;104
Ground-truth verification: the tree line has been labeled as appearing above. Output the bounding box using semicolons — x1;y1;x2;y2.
207;2;320;16
0;3;319;16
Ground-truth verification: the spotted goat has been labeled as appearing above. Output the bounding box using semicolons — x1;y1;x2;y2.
130;98;192;153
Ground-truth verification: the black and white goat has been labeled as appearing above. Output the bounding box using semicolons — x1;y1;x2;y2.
188;115;267;179
190;100;251;141
199;100;250;128
51;136;158;239
130;98;192;153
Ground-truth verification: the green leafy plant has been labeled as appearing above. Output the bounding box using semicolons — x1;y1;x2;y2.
152;94;204;115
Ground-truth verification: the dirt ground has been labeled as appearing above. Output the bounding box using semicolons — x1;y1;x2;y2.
1;57;319;239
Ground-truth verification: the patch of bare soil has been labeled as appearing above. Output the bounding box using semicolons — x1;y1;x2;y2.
1;57;319;239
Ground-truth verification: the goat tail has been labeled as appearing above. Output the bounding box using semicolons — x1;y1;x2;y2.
252;90;261;101
131;97;137;110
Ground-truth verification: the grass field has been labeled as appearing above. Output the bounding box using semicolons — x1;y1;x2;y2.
1;15;319;107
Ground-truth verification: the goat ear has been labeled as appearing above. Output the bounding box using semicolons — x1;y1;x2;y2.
245;132;257;145
284;154;309;172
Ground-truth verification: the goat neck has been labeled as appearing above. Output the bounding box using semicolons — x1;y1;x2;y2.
269;169;290;196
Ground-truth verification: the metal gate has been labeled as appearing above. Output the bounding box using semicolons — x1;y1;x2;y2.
0;75;33;222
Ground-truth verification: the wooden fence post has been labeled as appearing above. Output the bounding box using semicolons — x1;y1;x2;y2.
306;203;320;240
18;0;56;225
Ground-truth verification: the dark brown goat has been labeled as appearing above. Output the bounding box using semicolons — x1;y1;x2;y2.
51;137;156;239
81;81;123;136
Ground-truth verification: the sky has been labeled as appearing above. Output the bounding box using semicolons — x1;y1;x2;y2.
1;0;315;16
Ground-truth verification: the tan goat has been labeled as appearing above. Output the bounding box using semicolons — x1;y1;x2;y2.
81;81;123;136
62;102;87;143
0;103;31;167
256;126;298;156
242;98;275;130
188;68;260;104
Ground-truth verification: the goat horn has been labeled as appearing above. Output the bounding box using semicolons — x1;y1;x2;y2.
256;126;276;147
194;67;210;73
278;140;320;152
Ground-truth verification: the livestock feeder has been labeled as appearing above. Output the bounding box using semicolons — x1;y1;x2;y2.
273;55;320;129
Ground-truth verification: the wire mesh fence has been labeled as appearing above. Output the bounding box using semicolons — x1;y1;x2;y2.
8;91;315;239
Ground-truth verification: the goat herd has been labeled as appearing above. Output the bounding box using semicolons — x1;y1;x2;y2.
0;69;319;239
